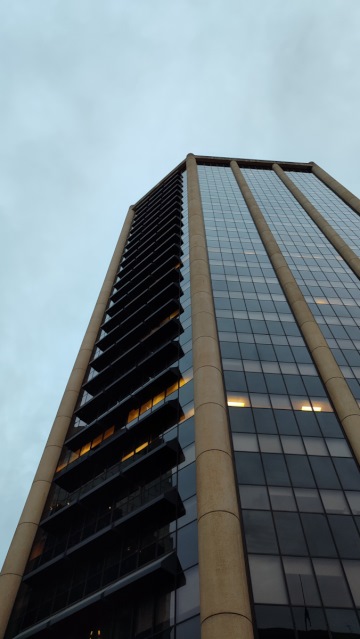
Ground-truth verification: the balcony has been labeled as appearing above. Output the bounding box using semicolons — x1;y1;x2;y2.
97;297;182;354
41;437;183;529
24;481;183;581
59;400;181;489
75;357;180;423
120;219;182;274
108;254;181;315
15;552;181;639
90;316;182;375
103;281;181;335
84;338;182;398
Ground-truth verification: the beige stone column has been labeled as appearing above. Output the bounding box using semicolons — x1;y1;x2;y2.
0;207;135;639
187;154;254;639
311;162;360;216
231;160;360;464
273;164;360;279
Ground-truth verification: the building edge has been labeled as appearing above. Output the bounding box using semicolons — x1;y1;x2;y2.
0;206;135;639
311;162;360;217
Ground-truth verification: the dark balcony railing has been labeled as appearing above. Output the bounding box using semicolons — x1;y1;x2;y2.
97;298;181;355
24;477;180;577
59;399;181;491
42;437;182;527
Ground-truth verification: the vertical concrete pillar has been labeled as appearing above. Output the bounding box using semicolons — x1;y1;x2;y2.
230;160;360;465
186;154;254;639
0;207;135;639
311;162;360;216
273;164;360;279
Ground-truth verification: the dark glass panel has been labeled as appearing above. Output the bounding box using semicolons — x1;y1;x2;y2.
316;413;343;438
295;412;321;437
229;407;255;433
265;374;287;395
224;371;247;392
334;458;360;490
262;453;290;486
274;512;308;555
275;410;299;435
235;452;265;485
253;408;277;434
176;615;201;639
309;457;341;489
177;521;198;569
292;607;327;636
328;515;360;558
325;608;360;636
178;462;196;500
246;372;267;393
301;514;337;557
243;510;278;553
254;605;294;639
286;456;316;488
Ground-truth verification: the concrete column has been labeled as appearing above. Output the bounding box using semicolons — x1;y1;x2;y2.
0;207;135;639
186;154;254;639
273;164;360;279
311;162;360;216
230;160;360;464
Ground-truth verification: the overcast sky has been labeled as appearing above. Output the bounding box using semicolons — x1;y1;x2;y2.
1;0;360;568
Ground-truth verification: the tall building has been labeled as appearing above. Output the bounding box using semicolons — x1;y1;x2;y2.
2;154;360;639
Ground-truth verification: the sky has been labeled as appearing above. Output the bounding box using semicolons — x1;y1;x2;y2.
1;0;360;568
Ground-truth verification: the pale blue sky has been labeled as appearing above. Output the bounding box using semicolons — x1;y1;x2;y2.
1;0;360;567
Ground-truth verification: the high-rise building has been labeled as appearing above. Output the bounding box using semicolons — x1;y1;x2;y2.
2;154;360;639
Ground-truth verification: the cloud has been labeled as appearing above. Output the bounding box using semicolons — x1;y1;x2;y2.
1;0;360;569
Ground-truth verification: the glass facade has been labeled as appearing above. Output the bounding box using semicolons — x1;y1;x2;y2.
199;163;360;639
3;156;360;639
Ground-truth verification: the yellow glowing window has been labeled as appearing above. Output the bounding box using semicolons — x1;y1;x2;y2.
140;399;152;414
127;408;139;423
136;441;148;454
91;434;103;449
121;450;134;462
80;442;91;456
227;394;249;407
166;381;179;396
104;425;115;439
153;390;166;406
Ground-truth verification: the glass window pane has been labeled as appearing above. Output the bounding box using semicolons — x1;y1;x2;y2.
301;514;337;557
176;566;200;623
239;485;270;510
232;433;258;452
283;557;321;606
281;436;305;455
249;555;288;604
235;452;265;485
303;437;328;456
326;438;352;457
320;490;350;514
346;491;360;515
262;453;290;486
274;512;307;555
258;434;281;453
343;560;360;606
313;558;352;607
286;455;316;488
294;488;323;513
328;515;360;559
269;487;296;511
243;511;278;553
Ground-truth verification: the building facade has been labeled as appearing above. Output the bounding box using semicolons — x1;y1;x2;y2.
2;155;360;639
